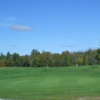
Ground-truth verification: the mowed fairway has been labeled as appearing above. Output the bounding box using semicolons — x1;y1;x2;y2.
0;66;100;100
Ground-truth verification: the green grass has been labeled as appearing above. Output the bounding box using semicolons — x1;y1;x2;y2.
0;66;100;100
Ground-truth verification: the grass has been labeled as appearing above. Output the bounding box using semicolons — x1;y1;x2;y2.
0;65;100;100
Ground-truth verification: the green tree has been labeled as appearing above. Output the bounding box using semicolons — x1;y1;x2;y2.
61;51;72;66
30;49;40;66
38;58;45;67
20;56;25;67
6;52;14;67
0;60;5;67
23;55;30;67
48;59;54;67
13;53;20;66
32;58;38;67
96;48;100;64
0;52;5;60
78;57;83;65
42;51;53;67
14;59;20;67
53;53;61;67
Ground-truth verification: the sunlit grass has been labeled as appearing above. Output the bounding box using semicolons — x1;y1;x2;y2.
0;66;100;100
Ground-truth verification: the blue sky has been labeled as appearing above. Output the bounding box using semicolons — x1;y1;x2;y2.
0;0;100;55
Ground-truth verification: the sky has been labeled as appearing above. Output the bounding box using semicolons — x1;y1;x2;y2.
0;0;100;55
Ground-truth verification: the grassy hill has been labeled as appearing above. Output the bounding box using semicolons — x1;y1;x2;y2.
0;66;100;100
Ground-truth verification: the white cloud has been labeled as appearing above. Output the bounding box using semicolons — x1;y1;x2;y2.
0;16;17;21
3;17;17;21
61;44;76;47
11;25;32;31
0;16;17;27
64;32;70;34
66;45;75;47
10;45;16;47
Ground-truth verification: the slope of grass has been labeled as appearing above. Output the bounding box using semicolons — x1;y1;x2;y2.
0;66;100;100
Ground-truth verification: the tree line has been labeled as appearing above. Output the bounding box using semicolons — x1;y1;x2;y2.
0;48;100;67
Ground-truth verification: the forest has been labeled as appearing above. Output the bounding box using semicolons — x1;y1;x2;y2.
0;48;100;67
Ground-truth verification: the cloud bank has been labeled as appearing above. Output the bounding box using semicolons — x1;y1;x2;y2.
11;25;32;31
